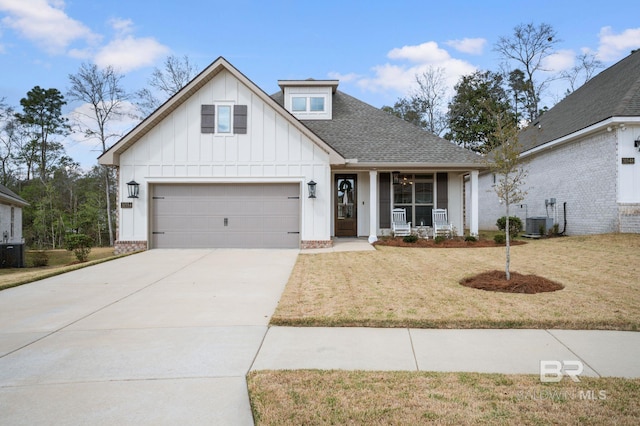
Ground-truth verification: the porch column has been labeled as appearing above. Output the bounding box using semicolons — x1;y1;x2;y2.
470;170;479;236
368;170;378;243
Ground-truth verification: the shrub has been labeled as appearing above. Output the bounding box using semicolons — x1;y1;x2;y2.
494;233;506;244
65;234;93;262
434;236;446;244
464;235;477;242
403;234;419;243
31;250;49;267
496;216;523;237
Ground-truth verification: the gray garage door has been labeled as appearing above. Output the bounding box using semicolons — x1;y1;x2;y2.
151;183;300;248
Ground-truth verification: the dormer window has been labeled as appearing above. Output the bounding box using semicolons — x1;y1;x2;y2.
292;96;326;113
279;79;338;120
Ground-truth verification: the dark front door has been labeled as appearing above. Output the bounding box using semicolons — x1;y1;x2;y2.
335;174;357;237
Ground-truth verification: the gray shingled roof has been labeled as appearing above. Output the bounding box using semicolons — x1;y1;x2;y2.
520;49;640;152
271;90;481;166
0;184;28;206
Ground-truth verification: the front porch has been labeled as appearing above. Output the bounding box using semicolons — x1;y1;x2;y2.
330;170;480;242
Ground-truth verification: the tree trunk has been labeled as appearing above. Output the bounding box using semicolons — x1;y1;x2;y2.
505;204;511;281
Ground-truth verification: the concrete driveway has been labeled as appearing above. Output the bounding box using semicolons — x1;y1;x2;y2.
0;249;299;425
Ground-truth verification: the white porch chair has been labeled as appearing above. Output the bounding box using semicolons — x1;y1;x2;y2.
432;208;453;238
392;208;411;237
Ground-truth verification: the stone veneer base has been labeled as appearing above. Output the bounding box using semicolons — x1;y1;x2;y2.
300;240;333;249
114;240;148;255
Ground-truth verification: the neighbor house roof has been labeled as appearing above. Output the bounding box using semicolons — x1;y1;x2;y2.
272;90;482;168
519;49;640;153
0;184;28;207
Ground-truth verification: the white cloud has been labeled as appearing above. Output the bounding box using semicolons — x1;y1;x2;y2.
445;38;486;55
327;71;360;83
94;35;169;73
0;2;169;73
388;41;450;63
597;26;640;61
109;17;134;37
541;49;575;73
354;41;476;101
0;0;99;54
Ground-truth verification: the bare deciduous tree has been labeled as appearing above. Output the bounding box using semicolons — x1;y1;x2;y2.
559;52;604;94
494;22;559;121
136;55;198;116
68;63;128;246
412;66;449;136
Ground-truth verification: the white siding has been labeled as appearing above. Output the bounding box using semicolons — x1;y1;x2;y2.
118;69;331;245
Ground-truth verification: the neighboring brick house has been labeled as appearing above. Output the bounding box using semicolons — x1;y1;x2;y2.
100;57;484;252
473;50;640;235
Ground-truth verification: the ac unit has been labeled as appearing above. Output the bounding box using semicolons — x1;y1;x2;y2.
525;217;554;236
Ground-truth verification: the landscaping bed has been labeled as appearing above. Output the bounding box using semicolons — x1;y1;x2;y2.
374;236;526;248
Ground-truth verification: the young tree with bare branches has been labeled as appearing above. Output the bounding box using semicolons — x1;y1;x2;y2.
487;111;528;280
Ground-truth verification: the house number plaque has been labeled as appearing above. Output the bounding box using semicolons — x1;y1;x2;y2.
121;202;133;208
621;158;635;165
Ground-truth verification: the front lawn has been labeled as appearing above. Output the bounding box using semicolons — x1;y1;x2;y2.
271;234;640;330
248;370;640;425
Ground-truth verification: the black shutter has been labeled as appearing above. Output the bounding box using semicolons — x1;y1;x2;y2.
437;172;448;209
379;173;391;228
201;105;215;133
233;105;247;134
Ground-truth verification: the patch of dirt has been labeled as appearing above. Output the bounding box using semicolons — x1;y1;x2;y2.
374;238;526;248
460;270;564;294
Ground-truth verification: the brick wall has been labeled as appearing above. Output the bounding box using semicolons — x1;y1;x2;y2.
301;240;333;249
114;240;147;254
476;130;619;235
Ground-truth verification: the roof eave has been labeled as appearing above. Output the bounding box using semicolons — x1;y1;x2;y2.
335;161;487;171
520;116;640;158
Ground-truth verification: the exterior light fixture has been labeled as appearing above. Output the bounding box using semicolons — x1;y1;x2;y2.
392;171;400;184
307;180;317;198
127;180;140;199
635;137;640;151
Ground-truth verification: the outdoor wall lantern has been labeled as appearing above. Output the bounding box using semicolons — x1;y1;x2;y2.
634;137;640;151
307;180;317;199
392;171;400;184
127;180;140;199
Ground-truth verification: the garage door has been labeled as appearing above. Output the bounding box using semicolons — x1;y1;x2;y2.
151;183;300;248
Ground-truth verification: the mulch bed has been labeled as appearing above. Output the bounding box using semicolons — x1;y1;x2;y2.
460;270;564;294
374;238;526;248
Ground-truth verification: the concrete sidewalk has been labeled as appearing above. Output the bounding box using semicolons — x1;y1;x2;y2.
252;327;640;378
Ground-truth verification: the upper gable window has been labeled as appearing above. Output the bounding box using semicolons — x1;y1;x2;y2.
217;105;232;133
201;104;247;135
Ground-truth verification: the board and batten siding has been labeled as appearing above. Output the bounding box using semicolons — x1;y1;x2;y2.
117;69;331;245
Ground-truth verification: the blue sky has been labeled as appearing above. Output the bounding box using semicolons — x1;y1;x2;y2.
1;0;640;168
